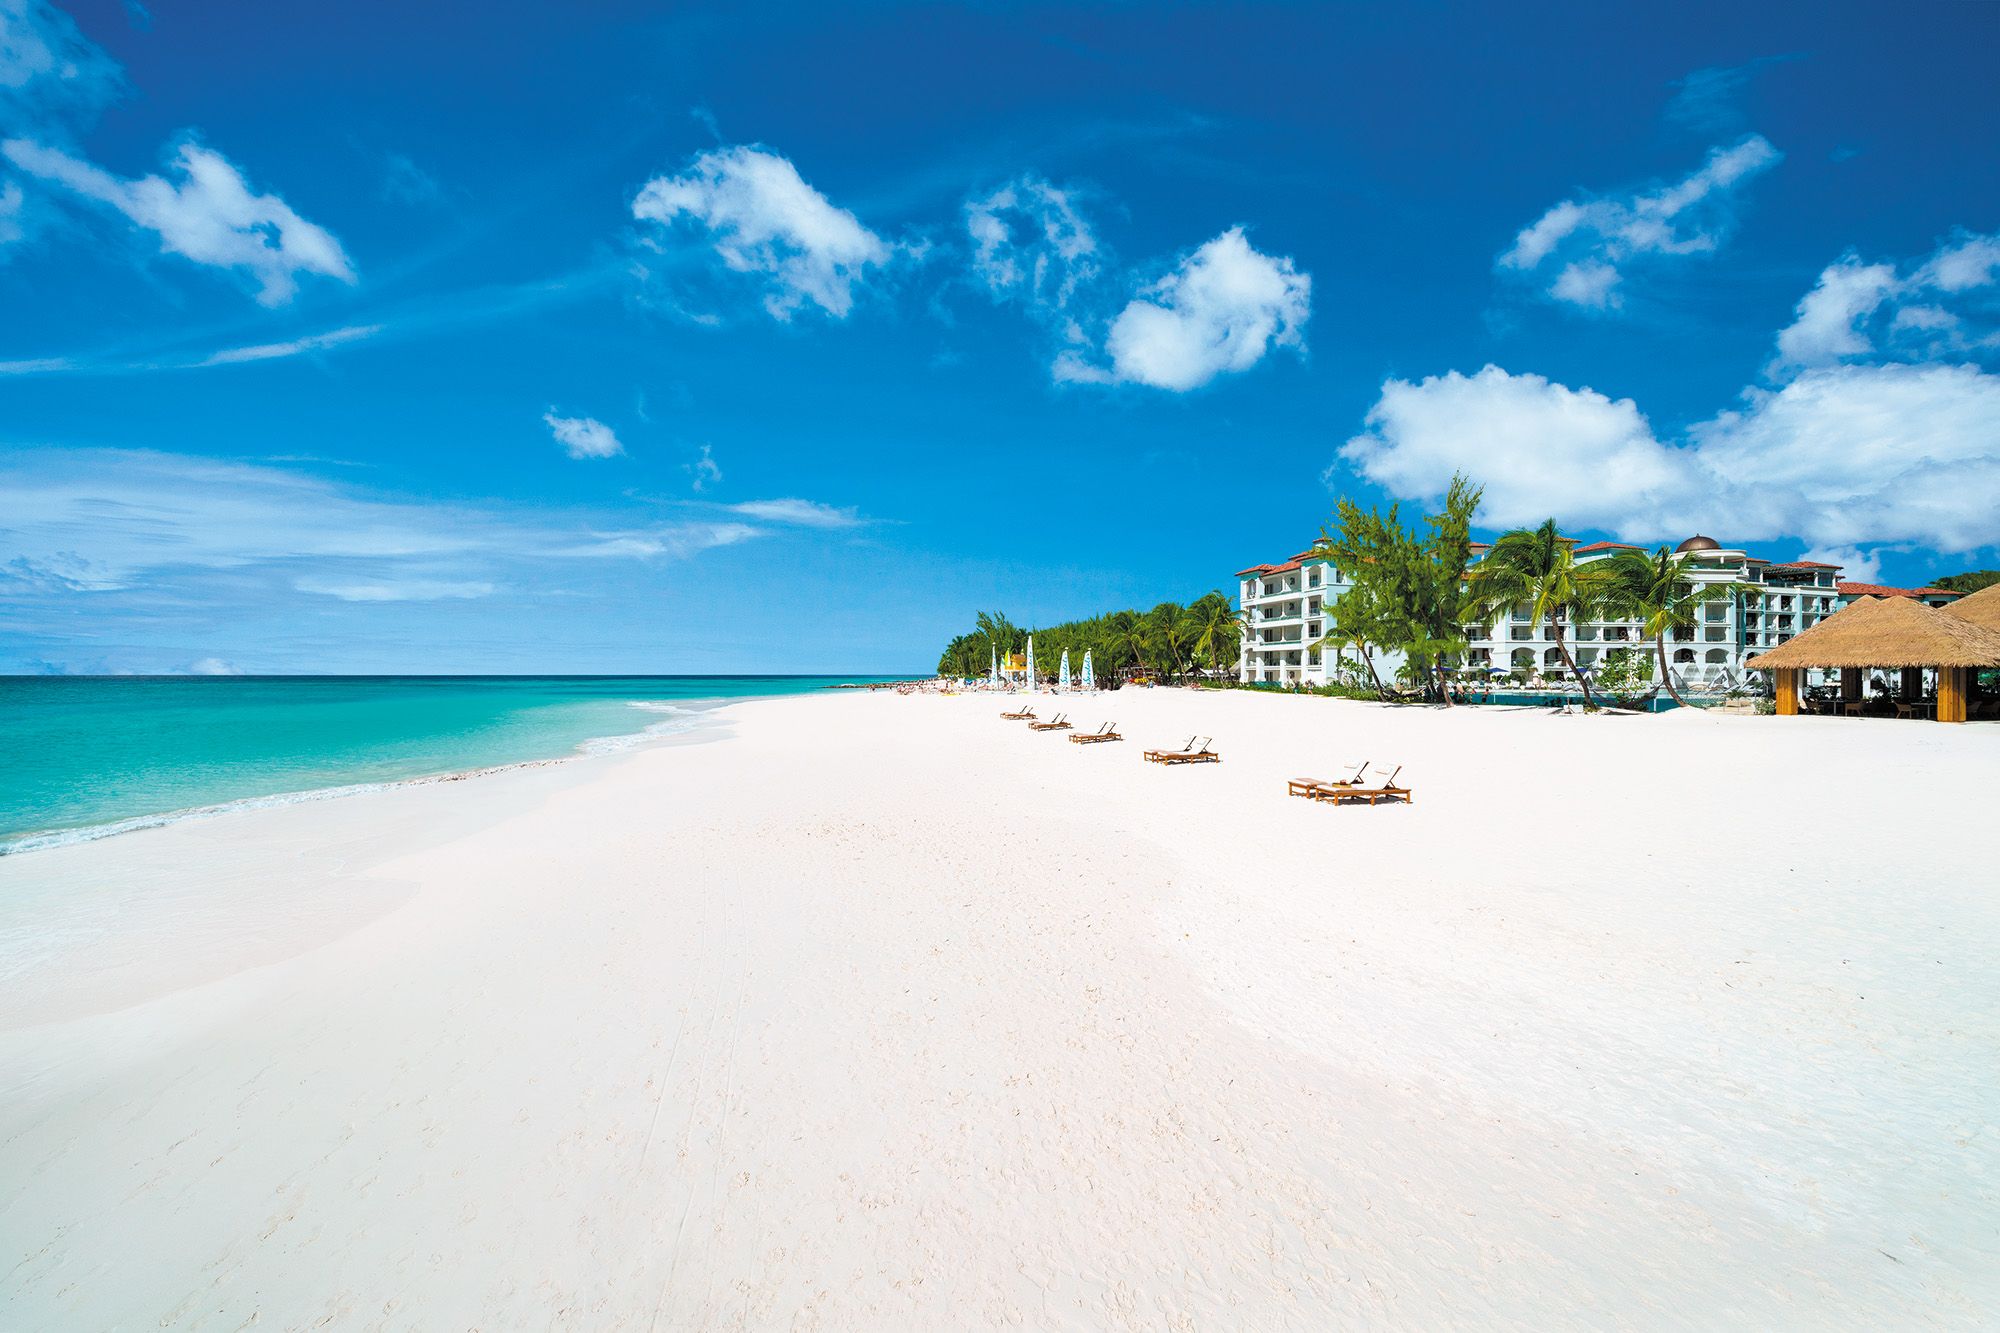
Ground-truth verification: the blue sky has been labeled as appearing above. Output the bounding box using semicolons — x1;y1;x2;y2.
3;1;1996;674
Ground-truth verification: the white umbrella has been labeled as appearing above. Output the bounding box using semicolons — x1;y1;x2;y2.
1082;650;1095;690
990;643;998;684
1025;636;1036;691
1059;648;1071;691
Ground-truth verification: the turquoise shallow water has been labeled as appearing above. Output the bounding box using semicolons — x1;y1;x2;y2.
0;676;888;853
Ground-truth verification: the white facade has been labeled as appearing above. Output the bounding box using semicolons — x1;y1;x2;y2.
1235;552;1405;686
1237;536;1854;693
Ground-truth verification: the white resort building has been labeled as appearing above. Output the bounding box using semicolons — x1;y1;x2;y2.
1236;535;1963;691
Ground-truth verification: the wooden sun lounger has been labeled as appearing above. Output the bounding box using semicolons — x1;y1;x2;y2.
1287;760;1368;799
1028;713;1071;731
1069;722;1121;744
1145;736;1218;765
999;704;1036;720
1316;765;1411;806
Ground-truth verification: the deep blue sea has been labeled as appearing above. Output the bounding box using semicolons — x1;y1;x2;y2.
0;675;890;854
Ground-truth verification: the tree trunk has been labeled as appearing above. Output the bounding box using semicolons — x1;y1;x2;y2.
1554;627;1598;709
1360;644;1387;698
1434;661;1455;707
1656;632;1687;707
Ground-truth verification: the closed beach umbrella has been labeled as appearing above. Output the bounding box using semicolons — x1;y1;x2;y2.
1026;636;1036;691
990;644;997;683
1059;648;1070;690
1082;650;1094;690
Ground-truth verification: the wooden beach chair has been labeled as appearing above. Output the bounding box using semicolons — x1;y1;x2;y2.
999;703;1037;720
1028;712;1071;732
1069;721;1121;744
1145;736;1218;765
1317;765;1411;806
1287;760;1368;799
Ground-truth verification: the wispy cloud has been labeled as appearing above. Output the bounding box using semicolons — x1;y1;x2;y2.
295;576;496;603
1771;230;2000;375
544;411;624;460
632;144;895;321
965;175;1099;312
3;136;356;305
1498;135;1781;311
727;497;863;528
197;324;383;367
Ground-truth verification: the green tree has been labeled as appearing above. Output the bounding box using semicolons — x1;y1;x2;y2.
1146;601;1194;679
1937;570;2000;594
1311;473;1484;705
1467;518;1615;710
1599;546;1739;708
1187;592;1243;676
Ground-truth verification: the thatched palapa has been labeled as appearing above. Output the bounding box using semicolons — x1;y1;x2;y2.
1940;581;2000;635
1746;593;2000;670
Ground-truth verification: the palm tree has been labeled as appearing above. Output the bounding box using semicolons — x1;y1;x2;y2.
974;610;1018;676
1187;593;1243;677
1600;546;1739;707
1468;519;1615;709
1146;601;1192;680
1101;610;1150;680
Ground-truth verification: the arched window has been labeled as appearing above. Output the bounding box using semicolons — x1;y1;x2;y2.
1674;648;1696;664
1511;648;1534;670
1543;647;1564;667
1705;649;1729;664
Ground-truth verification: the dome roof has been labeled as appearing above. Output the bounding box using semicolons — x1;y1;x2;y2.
1675;535;1721;553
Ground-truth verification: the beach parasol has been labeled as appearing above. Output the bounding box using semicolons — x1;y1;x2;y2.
1025;636;1036;691
1082;650;1094;690
1059;648;1070;690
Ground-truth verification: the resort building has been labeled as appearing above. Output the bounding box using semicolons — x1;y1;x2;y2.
1235;534;1964;692
1235;551;1409;686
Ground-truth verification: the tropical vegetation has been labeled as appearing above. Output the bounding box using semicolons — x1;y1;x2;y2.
934;592;1242;683
1308;473;1483;705
1595;544;1739;707
1465;516;1617;709
1936;569;2000;594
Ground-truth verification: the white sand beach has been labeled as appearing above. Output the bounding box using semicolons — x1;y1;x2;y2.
2;689;1996;1329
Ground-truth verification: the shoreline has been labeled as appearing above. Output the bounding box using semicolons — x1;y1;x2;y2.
0;684;839;858
2;688;1994;1327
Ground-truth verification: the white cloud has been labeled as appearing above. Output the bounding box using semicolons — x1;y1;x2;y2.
1337;361;2000;557
0;0;121;115
1058;227;1310;391
727;498;862;528
554;523;762;559
1797;546;1881;584
1340;366;1691;532
1;137;355;304
1771;231;2000;374
198;323;382;367
0;177;21;243
684;442;721;492
295;577;495;602
965;175;1098;310
186;657;240;675
632;145;890;320
1498;135;1781;309
544;412;623;460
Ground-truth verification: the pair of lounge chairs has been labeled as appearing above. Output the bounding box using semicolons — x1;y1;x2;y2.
1288;763;1411;806
999;704;1037;721
1069;721;1120;744
1144;736;1218;765
1027;713;1070;732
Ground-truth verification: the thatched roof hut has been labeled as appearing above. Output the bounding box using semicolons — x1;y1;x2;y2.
1748;594;2000;722
1747;593;2000;670
1941;581;2000;635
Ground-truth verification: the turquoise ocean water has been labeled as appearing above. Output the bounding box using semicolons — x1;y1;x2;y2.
0;676;888;854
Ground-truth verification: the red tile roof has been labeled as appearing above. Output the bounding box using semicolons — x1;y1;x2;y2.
1575;541;1642;553
1836;581;1961;600
1768;560;1841;570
